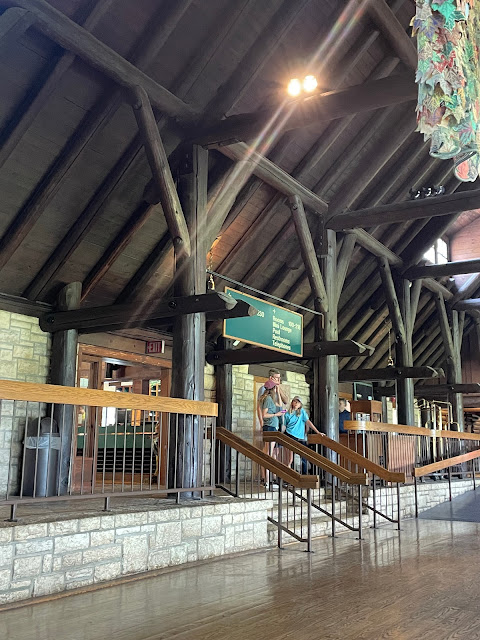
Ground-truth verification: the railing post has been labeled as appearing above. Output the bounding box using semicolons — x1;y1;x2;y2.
474;459;477;491
448;466;452;501
396;482;401;531
414;476;418;518
235;451;240;497
331;479;336;538
8;503;17;522
372;474;377;529
357;484;363;540
103;496;110;512
307;487;312;553
278;477;283;549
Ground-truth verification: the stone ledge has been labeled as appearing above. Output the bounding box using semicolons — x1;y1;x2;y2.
0;497;272;605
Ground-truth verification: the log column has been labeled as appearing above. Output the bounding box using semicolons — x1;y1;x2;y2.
214;337;232;482
317;230;339;442
50;281;82;494
435;294;465;430
169;145;208;495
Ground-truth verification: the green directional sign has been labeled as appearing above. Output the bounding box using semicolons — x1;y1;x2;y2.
223;287;303;357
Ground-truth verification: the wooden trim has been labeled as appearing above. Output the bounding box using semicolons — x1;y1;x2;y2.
414;449;480;477
0;380;217;416
308;433;406;483
436;430;480;441
264;432;368;485
345;420;433;436
80;344;171;368
216;427;317;488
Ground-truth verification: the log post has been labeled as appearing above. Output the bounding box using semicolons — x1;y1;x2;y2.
215;337;232;483
378;258;415;424
435;293;464;430
316;230;338;443
168;145;208;497
50;281;82;494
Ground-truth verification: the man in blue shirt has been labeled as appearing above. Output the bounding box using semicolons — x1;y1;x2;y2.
339;398;351;435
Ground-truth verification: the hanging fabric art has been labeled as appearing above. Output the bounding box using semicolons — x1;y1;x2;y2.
413;0;480;181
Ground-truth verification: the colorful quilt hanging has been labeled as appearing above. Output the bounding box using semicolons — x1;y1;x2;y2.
413;0;480;182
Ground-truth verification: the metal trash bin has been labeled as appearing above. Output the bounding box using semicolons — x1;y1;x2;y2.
22;432;61;497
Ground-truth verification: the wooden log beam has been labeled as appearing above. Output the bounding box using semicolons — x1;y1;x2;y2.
195;72;416;145
327;188;480;230
366;0;417;69
40;292;239;334
0;0;113;170
0;291;50;317
215;142;328;213
0;0;197;121
453;298;480;311
336;233;357;303
422;278;454;300
131;85;191;256
288;195;328;313
207;340;375;366
377;257;407;345
451;273;480;306
151;300;258;328
349;229;403;266
415;384;480;395
405;258;480;280
339;366;444;382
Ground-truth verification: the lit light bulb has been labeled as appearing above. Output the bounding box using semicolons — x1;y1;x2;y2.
303;75;318;92
287;78;301;97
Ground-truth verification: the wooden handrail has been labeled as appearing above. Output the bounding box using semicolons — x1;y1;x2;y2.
308;433;406;483
436;430;480;441
0;380;218;416
263;432;367;485
216;427;317;489
414;449;480;477
346;420;480;443
345;420;431;436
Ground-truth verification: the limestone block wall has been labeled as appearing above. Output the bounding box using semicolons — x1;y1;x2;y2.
0;312;51;498
0;498;272;604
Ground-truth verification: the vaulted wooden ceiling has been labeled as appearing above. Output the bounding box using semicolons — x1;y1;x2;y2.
0;0;478;374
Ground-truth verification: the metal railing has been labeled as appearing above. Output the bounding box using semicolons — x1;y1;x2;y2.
0;380;217;520
215;428;369;550
309;432;405;530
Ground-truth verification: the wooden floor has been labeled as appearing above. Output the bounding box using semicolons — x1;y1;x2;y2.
2;518;480;640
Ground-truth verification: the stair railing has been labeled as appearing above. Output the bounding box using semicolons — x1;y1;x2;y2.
309;432;405;530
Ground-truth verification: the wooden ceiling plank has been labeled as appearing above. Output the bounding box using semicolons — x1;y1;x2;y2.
81;201;154;302
13;1;194;294
0;0;196;121
0;0;114;171
0;6;35;47
366;0;417;69
205;0;310;122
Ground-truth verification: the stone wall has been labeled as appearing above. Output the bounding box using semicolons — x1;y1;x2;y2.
369;480;473;521
0;312;51;498
0;497;272;604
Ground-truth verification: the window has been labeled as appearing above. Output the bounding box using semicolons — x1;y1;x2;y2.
424;237;448;265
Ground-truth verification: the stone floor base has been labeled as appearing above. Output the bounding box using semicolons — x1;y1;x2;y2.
0;496;272;605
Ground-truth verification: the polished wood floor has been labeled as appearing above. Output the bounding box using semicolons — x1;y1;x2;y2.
2;518;480;640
